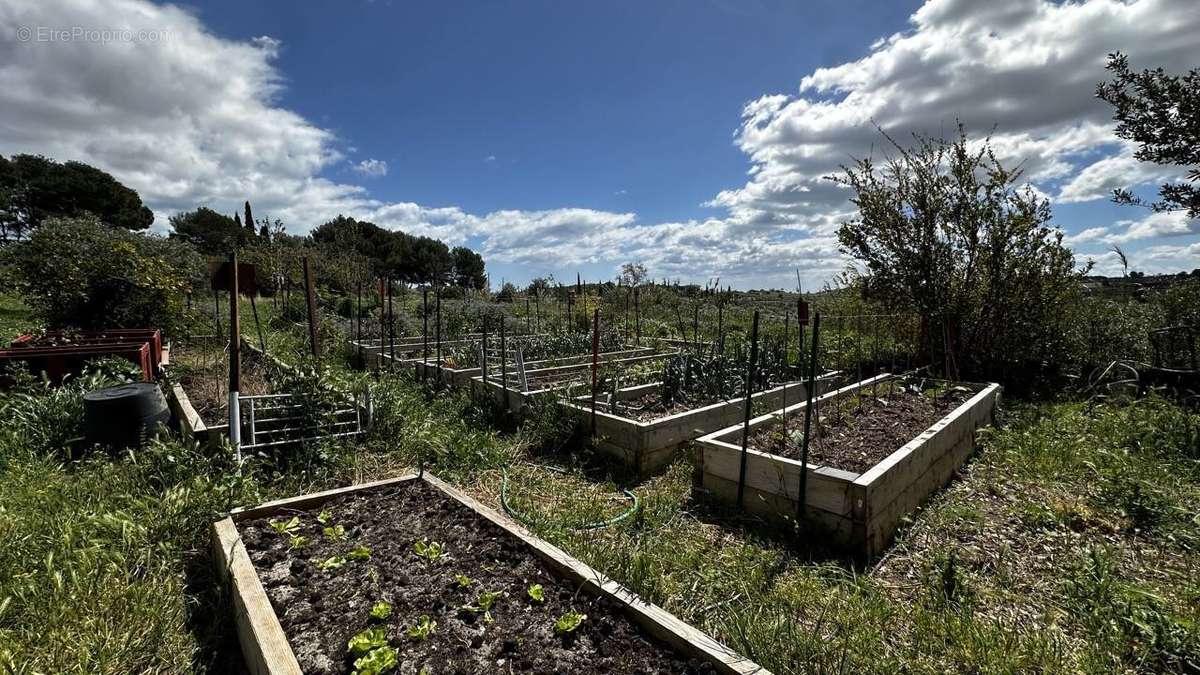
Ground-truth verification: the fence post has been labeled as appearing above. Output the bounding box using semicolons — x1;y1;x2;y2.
228;251;242;462
736;310;759;508
435;286;443;388
591;308;600;437
421;287;429;382
302;256;319;359
516;347;528;392
500;318;509;410
798;313;821;521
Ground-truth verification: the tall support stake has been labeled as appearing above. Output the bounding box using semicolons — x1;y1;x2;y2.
212;287;222;335
590;308;600;437
387;277;395;369
421;287;429;382
377;278;385;375
736;310;760;507
227;251;242;462
356;281;363;369
435;286;443;388
781;313;790;454
634;287;641;346
249;293;267;356
302;256;319;359
525;296;531;334
798;313;821;521
534;290;541;334
481;317;489;384
500;318;509;410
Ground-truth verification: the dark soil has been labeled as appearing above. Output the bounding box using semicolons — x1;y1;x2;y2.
172;342;273;425
239;480;717;674
747;383;974;474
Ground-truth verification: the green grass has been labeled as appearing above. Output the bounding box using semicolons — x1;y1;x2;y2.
2;297;1198;673
0;293;37;342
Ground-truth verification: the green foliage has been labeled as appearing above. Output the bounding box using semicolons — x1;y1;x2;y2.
270;516;301;535
554;611;586;634
316;555;347;571
348;545;371;560
831;125;1084;382
352;645;398;675
1097;52;1200;218
323;524;347;541
0;153;153;240
413;539;445;562
5;216;200;335
167;207;245;255
405;615;437;641
527;584;545;603
347;626;389;655
454;574;474;588
369;601;393;620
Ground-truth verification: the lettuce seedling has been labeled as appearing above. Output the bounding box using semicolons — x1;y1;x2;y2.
289;535;310;550
554;611;586;634
352;645;397;675
317;510;333;524
323;524;347;541
454;574;474;588
316;555;347;571
370;601;393;620
347;626;388;655
413;539;444;562
406;615;437;641
527;584;545;603
348;545;371;560
269;516;300;535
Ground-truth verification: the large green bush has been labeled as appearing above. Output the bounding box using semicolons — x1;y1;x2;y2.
5;216;201;335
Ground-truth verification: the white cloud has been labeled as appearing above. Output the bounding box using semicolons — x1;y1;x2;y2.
1105;211;1200;243
352;158;388;177
1;0;1197;289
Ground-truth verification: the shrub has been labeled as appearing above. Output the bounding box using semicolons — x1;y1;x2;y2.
5;216;201;335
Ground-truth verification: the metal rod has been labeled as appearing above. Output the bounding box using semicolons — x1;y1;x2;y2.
798;313;821;521
228;251;241;461
736;310;760;508
500;317;509;410
435;286;443;388
249;294;266;355
387;277;395;369
421;287;429;382
356;281;363;369
591;308;600;437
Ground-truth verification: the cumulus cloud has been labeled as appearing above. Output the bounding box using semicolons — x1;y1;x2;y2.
1105;211;1200;243
352;158;388;177
1;0;1197;288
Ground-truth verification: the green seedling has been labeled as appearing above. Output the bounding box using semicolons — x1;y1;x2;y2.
527;584;545;603
461;590;502;623
454;574;474;588
289;535;310;550
406;615;437;640
348;545;371;560
269;516;300;535
413;539;444;561
554;611;586;634
323;524;347;541
347;626;389;655
317;510;333;524
316;555;347;571
352;645;397;675
370;601;393;620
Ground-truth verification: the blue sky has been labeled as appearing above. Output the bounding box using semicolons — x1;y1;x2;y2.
2;0;1197;288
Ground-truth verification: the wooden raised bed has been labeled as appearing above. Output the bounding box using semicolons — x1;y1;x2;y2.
166;380;210;446
468;351;674;416
414;346;657;388
212;473;770;674
561;373;841;477
696;374;1000;558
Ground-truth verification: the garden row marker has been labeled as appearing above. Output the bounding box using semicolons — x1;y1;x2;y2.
228;250;242;462
591;308;600;437
735;310;760;507
797;312;821;522
302;256;319;359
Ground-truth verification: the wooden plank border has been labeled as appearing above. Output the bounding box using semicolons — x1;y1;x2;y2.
214;472;770;675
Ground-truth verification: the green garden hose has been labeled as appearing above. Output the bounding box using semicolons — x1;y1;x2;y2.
500;464;640;531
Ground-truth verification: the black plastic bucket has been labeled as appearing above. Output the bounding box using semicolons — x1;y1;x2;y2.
83;382;171;449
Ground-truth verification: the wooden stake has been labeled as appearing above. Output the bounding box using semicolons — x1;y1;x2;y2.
591;308;600;437
798;313;821;521
301;256;319;359
735;310;760;507
228;251;241;459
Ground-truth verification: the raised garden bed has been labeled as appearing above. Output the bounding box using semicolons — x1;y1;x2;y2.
414;346;657;388
696;374;1000;558
562;373;841;477
213;473;769;674
469;352;673;416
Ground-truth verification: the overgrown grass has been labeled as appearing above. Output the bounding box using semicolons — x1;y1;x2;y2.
0;293;36;342
2;307;1197;673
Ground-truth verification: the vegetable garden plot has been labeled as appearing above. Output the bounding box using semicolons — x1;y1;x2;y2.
696;374;1000;558
213;474;769;675
562;372;842;477
415;346;656;388
469;352;674;416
